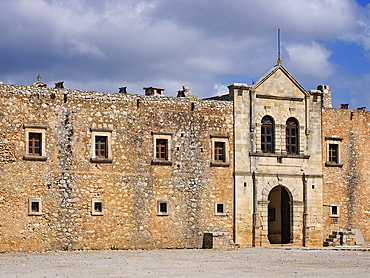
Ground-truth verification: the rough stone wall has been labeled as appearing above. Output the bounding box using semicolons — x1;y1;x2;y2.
322;108;370;244
0;84;234;252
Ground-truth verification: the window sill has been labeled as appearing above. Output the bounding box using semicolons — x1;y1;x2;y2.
90;158;113;163
214;213;227;216
249;152;310;159
23;155;48;161
157;213;169;216
325;163;343;167
28;212;42;216
210;162;230;167
152;159;173;165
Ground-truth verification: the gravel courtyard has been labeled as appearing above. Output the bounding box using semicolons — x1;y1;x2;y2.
1;247;370;277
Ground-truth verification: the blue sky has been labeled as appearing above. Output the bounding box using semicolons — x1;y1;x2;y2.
1;0;370;109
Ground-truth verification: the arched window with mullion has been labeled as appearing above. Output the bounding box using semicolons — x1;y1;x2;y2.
261;116;274;153
286;118;298;154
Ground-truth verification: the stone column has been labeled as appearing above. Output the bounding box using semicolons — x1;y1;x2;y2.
274;124;281;154
256;123;262;153
258;200;270;247
299;126;305;155
302;175;309;246
252;173;260;246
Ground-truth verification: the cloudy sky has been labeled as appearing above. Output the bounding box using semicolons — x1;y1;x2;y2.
1;0;370;109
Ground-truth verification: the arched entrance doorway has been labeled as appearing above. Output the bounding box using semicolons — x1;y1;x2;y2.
268;186;292;244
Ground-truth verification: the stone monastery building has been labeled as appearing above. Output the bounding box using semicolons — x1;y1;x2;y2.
1;61;369;252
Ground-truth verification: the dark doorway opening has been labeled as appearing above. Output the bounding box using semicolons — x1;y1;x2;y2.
268;186;292;244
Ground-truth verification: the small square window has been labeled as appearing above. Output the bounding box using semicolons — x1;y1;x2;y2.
330;204;339;217
157;200;169;216
28;198;42;216
92;199;104;216
214;201;226;216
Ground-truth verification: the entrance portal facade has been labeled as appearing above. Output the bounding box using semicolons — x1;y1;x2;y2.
231;63;324;247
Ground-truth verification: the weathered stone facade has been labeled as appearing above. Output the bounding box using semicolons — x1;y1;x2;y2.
2;62;370;252
0;84;234;252
322;107;370;245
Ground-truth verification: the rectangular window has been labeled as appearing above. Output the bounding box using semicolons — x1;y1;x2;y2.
90;127;113;163
157;200;169;216
328;144;338;163
156;139;168;160
214;142;225;162
95;136;107;158
31;201;39;212
214;201;226;216
330;204;339;218
325;137;342;167
29;133;41;156
152;132;172;165
23;124;48;160
28;198;42;216
92;199;104;216
210;135;230;167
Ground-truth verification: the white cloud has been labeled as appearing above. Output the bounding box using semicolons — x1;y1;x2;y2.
285;42;335;81
0;0;369;101
213;83;229;97
67;39;107;59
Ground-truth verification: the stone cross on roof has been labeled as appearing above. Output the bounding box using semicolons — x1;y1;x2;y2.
37;74;42;81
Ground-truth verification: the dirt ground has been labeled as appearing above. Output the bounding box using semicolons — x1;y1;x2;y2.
1;247;370;277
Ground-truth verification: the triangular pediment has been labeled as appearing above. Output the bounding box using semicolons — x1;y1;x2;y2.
251;64;308;99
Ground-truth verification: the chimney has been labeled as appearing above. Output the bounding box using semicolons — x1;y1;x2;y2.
143;87;165;96
317;85;332;108
340;103;349;109
54;81;64;89
357;107;366;112
119;87;127;93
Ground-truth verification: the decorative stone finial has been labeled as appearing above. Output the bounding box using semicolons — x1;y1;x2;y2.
37;74;42;82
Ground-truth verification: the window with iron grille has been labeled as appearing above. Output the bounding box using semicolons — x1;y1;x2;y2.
286;118;298;154
28;133;41;156
95;136;107;158
328;144;338;163
156;139;168;160
261;116;274;153
214;142;225;162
